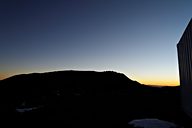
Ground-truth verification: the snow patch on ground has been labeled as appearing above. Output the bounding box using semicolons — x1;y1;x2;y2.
16;107;40;113
128;118;179;128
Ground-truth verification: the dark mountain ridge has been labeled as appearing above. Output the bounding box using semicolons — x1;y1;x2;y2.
0;70;181;125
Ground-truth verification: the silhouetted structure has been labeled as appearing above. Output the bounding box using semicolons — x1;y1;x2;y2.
177;18;192;118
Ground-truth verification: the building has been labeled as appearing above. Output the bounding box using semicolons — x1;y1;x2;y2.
177;18;192;118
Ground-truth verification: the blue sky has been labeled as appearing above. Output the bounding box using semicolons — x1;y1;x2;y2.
0;0;192;85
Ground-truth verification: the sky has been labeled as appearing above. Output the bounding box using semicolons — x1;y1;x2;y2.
0;0;192;86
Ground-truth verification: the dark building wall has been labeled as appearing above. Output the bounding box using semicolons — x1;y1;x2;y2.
177;19;192;118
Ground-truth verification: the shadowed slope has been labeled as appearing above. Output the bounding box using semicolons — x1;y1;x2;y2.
0;70;180;125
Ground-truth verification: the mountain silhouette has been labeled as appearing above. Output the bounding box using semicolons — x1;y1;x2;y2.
0;70;182;126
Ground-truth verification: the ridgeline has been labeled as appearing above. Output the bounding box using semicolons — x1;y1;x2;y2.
0;70;180;125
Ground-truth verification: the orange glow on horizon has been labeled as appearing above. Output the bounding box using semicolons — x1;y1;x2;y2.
125;71;179;87
139;79;179;86
0;73;12;80
0;72;180;87
0;75;8;80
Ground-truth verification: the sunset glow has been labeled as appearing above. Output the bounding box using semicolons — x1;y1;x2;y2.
0;0;191;86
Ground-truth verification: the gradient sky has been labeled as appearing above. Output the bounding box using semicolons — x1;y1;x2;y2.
0;0;192;86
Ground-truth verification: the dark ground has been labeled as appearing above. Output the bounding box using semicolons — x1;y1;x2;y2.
0;70;190;127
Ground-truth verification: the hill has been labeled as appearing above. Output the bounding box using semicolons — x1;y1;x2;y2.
0;70;181;125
